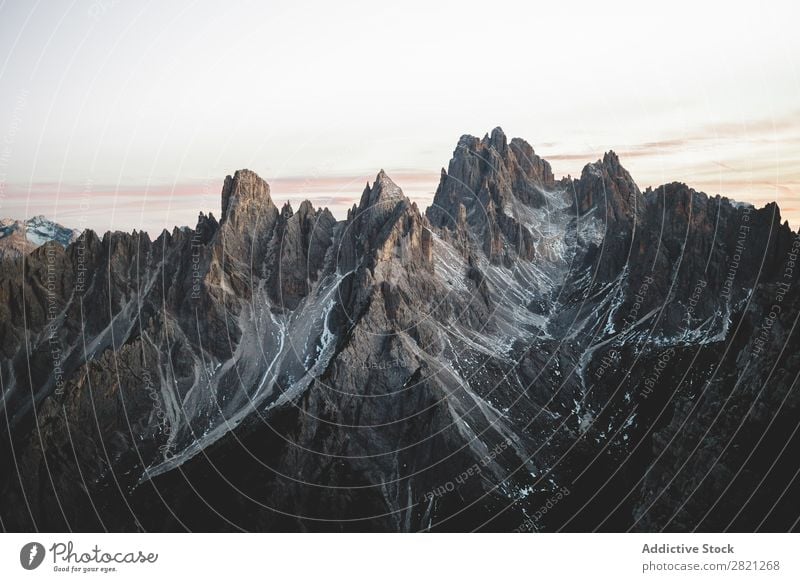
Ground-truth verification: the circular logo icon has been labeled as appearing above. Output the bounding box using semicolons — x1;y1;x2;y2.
19;542;46;570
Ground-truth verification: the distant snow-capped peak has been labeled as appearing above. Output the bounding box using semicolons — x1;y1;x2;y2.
0;216;81;258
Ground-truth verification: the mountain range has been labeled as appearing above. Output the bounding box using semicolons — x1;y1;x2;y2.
0;216;80;260
1;127;798;532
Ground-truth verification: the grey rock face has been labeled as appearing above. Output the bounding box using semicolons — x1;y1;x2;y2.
427;127;555;266
1;130;799;532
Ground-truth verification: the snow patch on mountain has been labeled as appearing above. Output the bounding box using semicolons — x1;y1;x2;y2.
0;215;81;259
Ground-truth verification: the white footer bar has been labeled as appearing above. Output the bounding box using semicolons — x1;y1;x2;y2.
1;533;796;580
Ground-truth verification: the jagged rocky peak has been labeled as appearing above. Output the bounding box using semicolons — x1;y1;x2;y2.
279;199;314;222
296;198;322;220
343;169;432;271
269;198;337;310
427;127;554;265
358;169;406;210
193;211;219;244
217;168;279;248
429;126;554;227
572;150;643;225
220;168;275;221
351;169;416;231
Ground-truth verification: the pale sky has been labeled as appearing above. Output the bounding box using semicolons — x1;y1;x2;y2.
0;0;798;233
